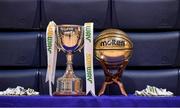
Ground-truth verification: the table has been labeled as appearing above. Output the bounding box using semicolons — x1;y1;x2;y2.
0;95;180;107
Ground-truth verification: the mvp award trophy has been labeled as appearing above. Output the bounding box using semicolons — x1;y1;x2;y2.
95;29;133;96
46;21;95;96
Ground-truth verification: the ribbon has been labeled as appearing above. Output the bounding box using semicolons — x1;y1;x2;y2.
84;22;96;96
45;21;58;96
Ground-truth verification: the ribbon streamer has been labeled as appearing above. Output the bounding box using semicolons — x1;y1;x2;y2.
46;21;57;96
84;22;96;96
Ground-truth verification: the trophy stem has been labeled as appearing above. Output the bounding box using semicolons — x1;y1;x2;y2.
64;52;74;76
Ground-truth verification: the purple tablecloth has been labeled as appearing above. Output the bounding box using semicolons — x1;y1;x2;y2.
0;95;180;107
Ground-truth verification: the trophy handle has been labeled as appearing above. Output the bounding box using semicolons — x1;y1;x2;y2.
78;44;84;52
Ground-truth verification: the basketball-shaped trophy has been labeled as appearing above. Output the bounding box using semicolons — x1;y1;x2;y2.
95;29;133;96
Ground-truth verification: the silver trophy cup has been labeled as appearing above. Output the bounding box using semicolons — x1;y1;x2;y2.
54;25;84;95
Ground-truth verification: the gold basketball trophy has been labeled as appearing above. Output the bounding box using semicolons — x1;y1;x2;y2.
94;29;133;96
53;25;84;95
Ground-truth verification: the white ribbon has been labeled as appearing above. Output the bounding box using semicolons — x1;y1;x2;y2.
45;21;57;96
84;22;96;96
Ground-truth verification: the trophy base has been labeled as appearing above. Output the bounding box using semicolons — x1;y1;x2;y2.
98;80;127;96
98;60;129;96
55;75;84;96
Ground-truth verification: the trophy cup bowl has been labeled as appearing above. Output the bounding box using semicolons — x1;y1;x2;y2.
53;25;84;95
95;29;133;96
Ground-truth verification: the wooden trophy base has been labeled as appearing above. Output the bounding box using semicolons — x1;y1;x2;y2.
98;60;129;96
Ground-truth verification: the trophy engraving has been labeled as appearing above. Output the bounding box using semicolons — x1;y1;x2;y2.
95;29;133;96
54;25;84;95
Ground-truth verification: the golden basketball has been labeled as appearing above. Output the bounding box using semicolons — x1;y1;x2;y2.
95;29;133;65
